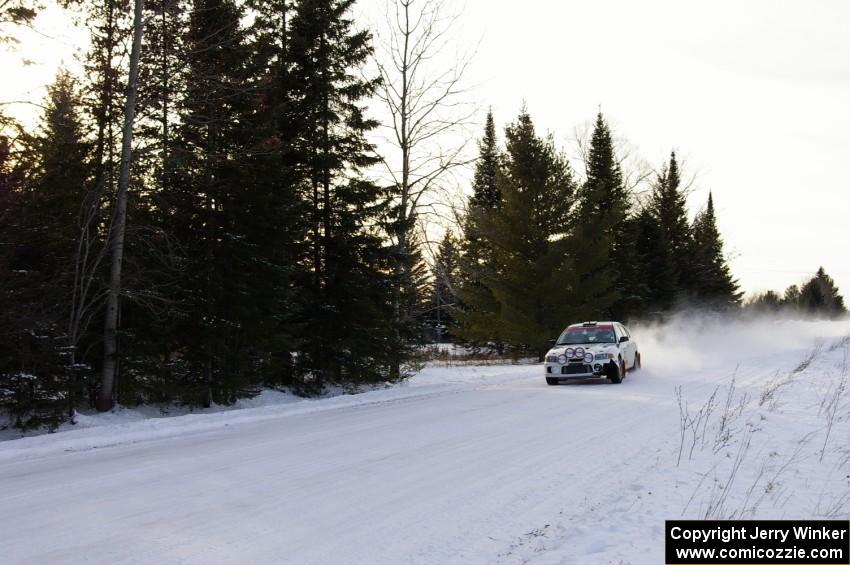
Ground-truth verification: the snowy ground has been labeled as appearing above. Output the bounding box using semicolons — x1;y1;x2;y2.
1;317;849;564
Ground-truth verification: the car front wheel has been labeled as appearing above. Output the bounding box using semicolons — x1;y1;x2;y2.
607;360;623;384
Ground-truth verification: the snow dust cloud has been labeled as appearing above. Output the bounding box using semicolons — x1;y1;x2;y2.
630;312;850;375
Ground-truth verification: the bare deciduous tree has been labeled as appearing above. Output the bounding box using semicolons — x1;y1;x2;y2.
99;0;143;412
66;171;110;415
372;0;475;376
374;0;476;221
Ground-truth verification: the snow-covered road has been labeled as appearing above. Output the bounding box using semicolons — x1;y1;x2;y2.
2;318;849;564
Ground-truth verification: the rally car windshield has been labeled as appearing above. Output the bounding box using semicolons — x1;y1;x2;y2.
556;328;616;345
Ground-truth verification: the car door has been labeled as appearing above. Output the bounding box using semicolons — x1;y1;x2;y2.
617;323;636;367
621;324;637;367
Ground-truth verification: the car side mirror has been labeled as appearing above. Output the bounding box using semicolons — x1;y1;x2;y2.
548;339;556;346
619;336;629;343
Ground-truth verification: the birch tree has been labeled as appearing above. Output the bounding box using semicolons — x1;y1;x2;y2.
98;0;144;411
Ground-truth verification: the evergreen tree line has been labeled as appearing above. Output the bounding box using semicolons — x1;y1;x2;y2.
429;110;845;355
0;0;429;430
430;109;788;357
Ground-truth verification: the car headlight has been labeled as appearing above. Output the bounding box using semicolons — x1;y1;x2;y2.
557;354;567;364
564;348;574;358
594;353;615;360
546;355;558;363
584;352;593;363
574;347;584;357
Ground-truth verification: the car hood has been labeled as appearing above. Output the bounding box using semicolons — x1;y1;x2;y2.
546;344;618;357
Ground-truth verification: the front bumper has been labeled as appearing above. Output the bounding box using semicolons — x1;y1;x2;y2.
545;360;618;379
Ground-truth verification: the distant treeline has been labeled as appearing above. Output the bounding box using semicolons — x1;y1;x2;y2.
0;0;842;431
744;268;846;317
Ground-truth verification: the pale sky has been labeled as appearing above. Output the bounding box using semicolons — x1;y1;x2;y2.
2;0;849;297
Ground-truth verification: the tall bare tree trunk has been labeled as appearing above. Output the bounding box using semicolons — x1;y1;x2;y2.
388;3;411;381
375;0;473;378
160;0;169;183
98;0;144;412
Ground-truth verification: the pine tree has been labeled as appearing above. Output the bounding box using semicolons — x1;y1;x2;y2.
137;0;186;188
0;136;15;269
31;71;98;388
656;153;692;269
288;0;395;387
394;228;431;354
0;134;52;429
461;109;588;357
578;114;628;227
782;284;801;311
21;70;93;359
384;210;429;379
572;112;628;319
456;111;502;346
240;0;307;387
83;0;128;204
22;71;91;264
642;152;693;309
798;267;846;318
470;111;500;211
154;0;257;406
745;290;782;313
0;73;93;429
430;232;460;342
690;192;741;308
631;205;673;313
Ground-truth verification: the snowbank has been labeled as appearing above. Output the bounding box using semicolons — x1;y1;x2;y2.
0;363;531;462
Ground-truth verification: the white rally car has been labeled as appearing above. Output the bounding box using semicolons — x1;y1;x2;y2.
544;321;640;385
